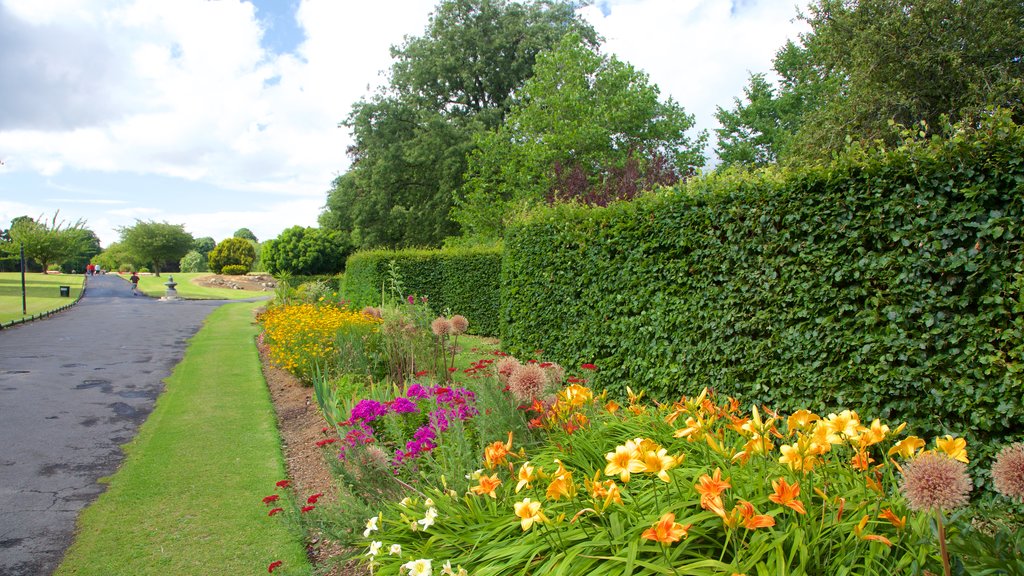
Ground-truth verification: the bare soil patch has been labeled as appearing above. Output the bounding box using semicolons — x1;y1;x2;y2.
195;273;277;292
258;343;365;576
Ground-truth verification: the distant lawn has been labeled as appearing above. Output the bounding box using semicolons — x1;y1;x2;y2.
54;302;309;576
118;272;268;300
0;272;85;325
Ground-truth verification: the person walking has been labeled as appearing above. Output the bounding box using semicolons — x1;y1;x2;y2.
129;272;140;295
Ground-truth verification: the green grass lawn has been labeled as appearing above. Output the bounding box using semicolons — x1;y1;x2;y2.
54;302;310;576
118;272;270;300
0;272;85;325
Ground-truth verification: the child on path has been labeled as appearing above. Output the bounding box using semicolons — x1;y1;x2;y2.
129;272;140;295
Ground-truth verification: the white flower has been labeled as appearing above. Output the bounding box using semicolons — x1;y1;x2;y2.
399;497;413;507
424;498;435;507
402;558;433;576
409;520;419;532
441;560;455;575
417;507;437;529
367;541;382;556
363;515;379;537
389;543;402;556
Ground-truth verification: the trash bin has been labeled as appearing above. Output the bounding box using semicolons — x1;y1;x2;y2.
59;285;70;297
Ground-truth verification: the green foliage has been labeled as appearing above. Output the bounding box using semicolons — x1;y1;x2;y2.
221;264;248;276
1;213;93;273
178;250;209;273
456;33;705;240
233;227;258;242
192;236;216;256
715;0;1024;166
57;228;102;273
261;226;352;276
342;245;502;336
319;0;598;249
92;241;144;273
501;112;1024;473
118;220;194;276
208;237;257;274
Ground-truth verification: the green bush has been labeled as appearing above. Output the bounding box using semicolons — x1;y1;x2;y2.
342;246;502;336
221;264;248;276
179;250;209;273
501;112;1024;473
208;237;256;274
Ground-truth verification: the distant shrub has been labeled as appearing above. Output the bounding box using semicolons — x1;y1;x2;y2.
208;237;256;274
221;264;248;276
179;250;209;273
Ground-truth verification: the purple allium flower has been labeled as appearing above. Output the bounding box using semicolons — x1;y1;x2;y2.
901;452;971;512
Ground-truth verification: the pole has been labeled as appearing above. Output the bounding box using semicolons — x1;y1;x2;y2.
20;243;27;315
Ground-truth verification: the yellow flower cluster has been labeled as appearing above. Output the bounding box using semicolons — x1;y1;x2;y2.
259;302;381;377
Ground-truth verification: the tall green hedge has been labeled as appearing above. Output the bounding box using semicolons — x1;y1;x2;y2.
502;113;1023;469
342;246;502;336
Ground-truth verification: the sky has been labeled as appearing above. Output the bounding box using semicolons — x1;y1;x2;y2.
0;0;808;248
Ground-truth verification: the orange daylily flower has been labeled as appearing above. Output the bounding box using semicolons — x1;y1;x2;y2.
826;410;862;439
586;471;623;509
515;462;536;493
768;478;806;515
879;508;906;531
779;434;821;472
513;498;547;531
887;436;925;458
641;512;691;545
695;468;731;517
470;474;502;498
855;514;893;547
935;435;968;463
858;419;890;447
605;440;646;483
736;500;775;530
605;400;621;414
640;447;678;483
545;467;576;501
786;409;820;434
484;432;514;469
851;449;875;471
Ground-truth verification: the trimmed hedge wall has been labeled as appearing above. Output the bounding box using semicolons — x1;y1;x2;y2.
342;246;502;336
502;114;1023;468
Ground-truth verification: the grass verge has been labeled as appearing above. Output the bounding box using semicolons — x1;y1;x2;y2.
54;302;310;576
118;272;269;300
0;272;85;325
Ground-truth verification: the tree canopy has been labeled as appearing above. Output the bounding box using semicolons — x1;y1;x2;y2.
320;0;598;249
261;226;352;276
232;228;258;243
118;220;194;276
715;0;1024;167
208;237;257;274
454;34;705;239
1;213;93;273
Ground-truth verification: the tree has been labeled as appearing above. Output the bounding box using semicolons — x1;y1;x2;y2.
714;0;1024;166
93;241;144;273
320;0;598;248
262;226;351;276
455;34;705;239
58;228;102;273
208;237;257;274
233;228;258;243
0;213;91;273
179;250;208;273
193;237;216;257
118;221;194;276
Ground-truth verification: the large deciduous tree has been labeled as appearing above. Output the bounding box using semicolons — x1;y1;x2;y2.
118;221;194;276
1;213;92;273
320;0;597;248
715;0;1024;168
454;34;705;240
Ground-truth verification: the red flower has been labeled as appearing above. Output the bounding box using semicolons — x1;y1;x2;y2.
301;505;315;513
315;438;337;447
580;363;597;370
414;370;429;377
268;507;284;516
567;376;587;384
262;494;280;504
539;362;553;368
321;427;329;433
448;367;457;372
268;560;283;573
275;479;290;488
307;492;323;504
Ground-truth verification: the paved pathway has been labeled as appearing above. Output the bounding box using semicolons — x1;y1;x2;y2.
0;275;261;576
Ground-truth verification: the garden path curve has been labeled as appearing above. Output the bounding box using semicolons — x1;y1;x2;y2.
0;274;262;576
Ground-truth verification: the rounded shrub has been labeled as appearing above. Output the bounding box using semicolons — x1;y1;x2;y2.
208;237;256;274
221;264;248;276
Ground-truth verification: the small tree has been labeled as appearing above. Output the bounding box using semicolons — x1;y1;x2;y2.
208;237;256;274
1;213;91;273
179;250;208;273
262;226;351;276
232;228;258;242
192;236;216;257
119;220;194;276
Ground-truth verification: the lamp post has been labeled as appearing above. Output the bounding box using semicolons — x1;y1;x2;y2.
20;243;27;315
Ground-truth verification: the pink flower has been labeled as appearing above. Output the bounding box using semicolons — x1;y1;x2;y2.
900;452;971;511
992;442;1024;501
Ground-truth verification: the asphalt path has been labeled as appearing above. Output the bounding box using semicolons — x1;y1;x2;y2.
0;274;263;576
